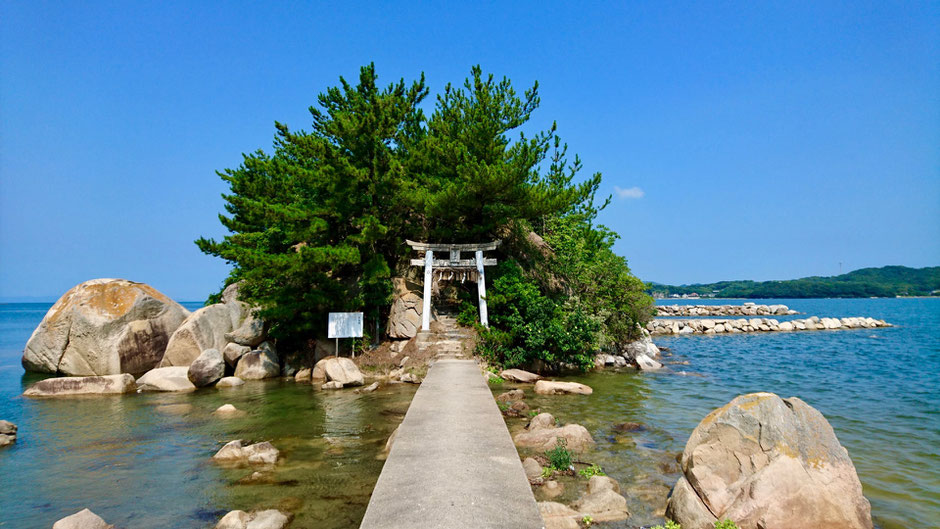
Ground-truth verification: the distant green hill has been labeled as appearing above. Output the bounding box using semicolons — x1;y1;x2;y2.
650;266;940;298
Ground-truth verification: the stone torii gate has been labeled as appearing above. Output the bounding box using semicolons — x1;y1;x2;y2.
406;240;499;330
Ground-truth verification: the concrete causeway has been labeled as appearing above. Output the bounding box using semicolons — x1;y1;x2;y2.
359;358;545;529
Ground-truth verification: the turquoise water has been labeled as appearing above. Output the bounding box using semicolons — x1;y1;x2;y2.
1;299;938;528
505;298;938;529
0;302;417;529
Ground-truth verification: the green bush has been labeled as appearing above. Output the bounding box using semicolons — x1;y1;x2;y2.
546;438;573;471
578;463;605;479
713;521;739;529
478;262;600;371
650;522;681;529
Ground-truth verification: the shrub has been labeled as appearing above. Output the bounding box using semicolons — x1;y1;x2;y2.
650;522;681;529
546;438;572;471
578;463;605;479
713;521;739;529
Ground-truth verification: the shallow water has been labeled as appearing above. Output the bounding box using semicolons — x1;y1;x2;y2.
0;302;417;529
1;299;938;528
504;298;939;529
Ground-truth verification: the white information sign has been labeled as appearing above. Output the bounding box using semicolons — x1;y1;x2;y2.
328;312;364;339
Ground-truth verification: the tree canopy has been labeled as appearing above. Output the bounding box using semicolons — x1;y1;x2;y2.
197;64;653;369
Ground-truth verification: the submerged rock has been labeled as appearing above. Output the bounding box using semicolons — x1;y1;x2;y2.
666;392;874;529
216;376;245;387
22;279;189;376
534;380;592;395
514;412;595;452
496;389;525;402
0;420;17;447
294;368;312;382
24;374;136;397
216;509;290;529
214;404;241;416
52;508;113;529
500;369;541;383
573;475;629;522
136;366;196;392
213;440;280;465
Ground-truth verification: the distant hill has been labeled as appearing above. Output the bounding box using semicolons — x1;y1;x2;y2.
650;266;940;299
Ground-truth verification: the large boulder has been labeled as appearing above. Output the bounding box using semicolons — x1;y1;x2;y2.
225;309;267;347
160;299;246;367
21;279;189;376
233;345;279;380
52;509;113;529
387;278;426;339
622;331;660;359
513;412;595;453
312;356;364;387
23;374;136;397
223;343;252;368
665;392;874;529
136;366;196;392
187;348;225;387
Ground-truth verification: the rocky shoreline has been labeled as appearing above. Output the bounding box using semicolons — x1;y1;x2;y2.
656;303;798;317
648;315;890;335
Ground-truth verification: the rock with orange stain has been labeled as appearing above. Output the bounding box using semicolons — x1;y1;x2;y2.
22;279;189;376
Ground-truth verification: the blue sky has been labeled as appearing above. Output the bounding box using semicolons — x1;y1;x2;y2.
1;1;937;301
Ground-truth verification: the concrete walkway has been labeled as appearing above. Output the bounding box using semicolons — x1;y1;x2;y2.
359;358;545;529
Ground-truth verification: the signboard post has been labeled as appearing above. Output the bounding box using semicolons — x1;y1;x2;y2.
328;312;364;358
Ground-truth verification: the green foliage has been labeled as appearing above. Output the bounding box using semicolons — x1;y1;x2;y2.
478;261;601;371
456;301;479;327
197;64;654;357
578;463;605;479
546;438;572;471
541;466;554;478
581;515;594;527
650;266;940;299
650;522;682;529
713;521;739;529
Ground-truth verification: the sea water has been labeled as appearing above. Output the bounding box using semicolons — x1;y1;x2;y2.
1;299;938;528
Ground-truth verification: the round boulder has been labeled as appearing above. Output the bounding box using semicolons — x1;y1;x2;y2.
22;279;189;376
160;300;246;368
187;348;224;387
312;356;364;387
666;392;874;529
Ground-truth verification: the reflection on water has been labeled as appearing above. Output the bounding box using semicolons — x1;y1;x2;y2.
0;374;416;529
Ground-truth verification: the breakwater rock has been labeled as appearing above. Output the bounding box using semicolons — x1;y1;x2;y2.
656;303;798;317
648;316;890;335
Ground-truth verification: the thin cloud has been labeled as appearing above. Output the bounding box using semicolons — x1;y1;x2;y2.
614;186;645;199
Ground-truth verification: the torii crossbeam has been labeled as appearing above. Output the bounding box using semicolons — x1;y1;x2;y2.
405;240;500;330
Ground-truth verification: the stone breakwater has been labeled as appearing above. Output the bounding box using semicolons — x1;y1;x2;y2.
648;315;890;335
656;303;799;317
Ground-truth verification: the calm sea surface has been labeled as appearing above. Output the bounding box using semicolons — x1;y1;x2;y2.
1;298;938;528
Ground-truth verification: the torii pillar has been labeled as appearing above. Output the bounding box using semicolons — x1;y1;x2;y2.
406;240;500;331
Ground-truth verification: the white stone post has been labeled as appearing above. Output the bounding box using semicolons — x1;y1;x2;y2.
476;250;488;327
422;250;433;331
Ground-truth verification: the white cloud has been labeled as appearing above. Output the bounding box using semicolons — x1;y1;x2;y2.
614;186;645;199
